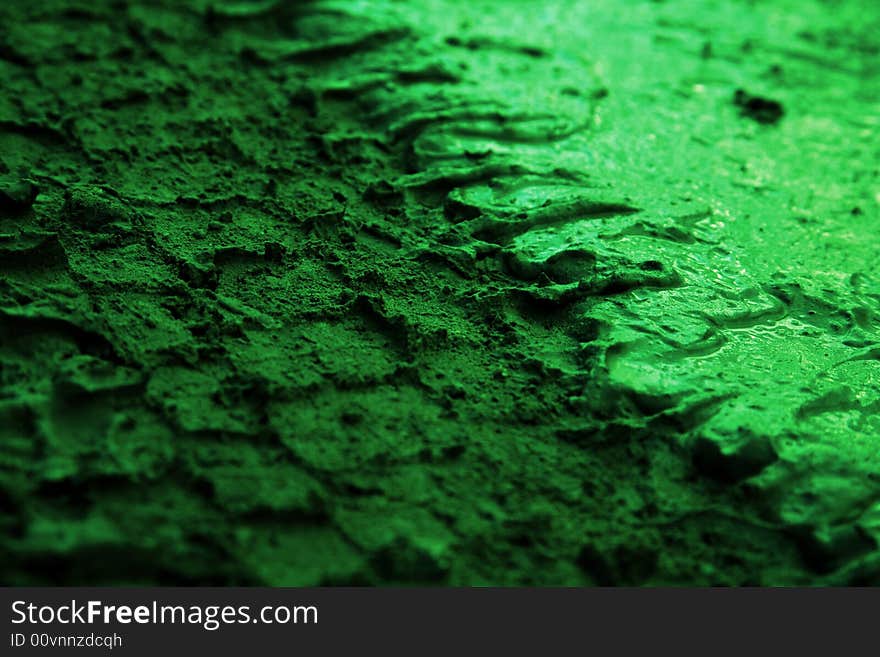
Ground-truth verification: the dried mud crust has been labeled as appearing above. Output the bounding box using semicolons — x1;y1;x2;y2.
0;0;879;584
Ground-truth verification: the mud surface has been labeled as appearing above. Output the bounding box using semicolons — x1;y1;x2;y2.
1;0;879;585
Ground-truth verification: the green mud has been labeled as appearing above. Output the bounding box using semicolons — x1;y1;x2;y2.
1;0;878;585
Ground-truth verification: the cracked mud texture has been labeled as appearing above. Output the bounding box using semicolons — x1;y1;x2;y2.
1;0;879;585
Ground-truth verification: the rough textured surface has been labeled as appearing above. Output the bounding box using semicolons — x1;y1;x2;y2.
1;0;879;585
